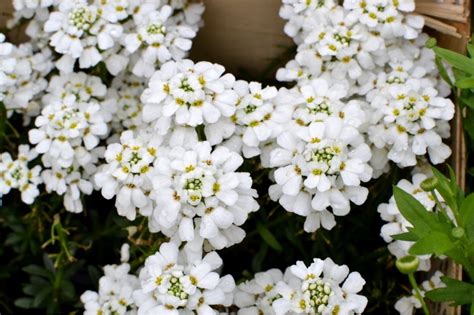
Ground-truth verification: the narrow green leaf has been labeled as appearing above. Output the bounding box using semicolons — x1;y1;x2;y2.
435;56;455;88
256;222;283;252
426;277;474;305
432;167;457;211
392;232;418;242
433;46;474;75
23;265;50;278
456;77;474;89
467;42;474;59
14;297;34;309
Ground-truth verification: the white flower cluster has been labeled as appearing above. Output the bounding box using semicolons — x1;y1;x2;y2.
235;257;367;314
81;244;139;315
378;172;444;272
2;43;53;116
0;34;17;103
27;72;113;212
9;0;204;76
0;145;42;204
394;271;445;315
96;131;259;249
82;242;236;315
82;243;368;315
277;0;454;172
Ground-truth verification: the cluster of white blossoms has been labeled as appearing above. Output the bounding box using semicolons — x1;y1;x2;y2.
0;145;42;204
235;258;367;314
9;0;204;76
82;243;368;315
81;244;139;315
83;242;236;315
27;71;113;212
0;33;17;103
0;0;455;313
96;132;259;250
278;0;454;173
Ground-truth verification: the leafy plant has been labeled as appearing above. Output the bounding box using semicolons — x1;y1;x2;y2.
393;166;474;313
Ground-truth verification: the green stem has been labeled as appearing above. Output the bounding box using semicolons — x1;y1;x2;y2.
408;273;430;315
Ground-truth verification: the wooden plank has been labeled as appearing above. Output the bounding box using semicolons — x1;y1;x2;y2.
189;0;293;77
415;2;468;22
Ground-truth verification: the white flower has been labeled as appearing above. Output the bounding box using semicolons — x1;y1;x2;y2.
239;258;367;315
108;73;147;135
44;0;124;72
132;241;235;314
343;0;422;39
368;79;454;167
223;81;295;158
234;269;284;314
123;3;202;78
29;95;108;168
151;141;259;249
2;44;53;115
141;59;239;145
269;117;372;232
0;145;42;205
280;0;336;44
95;130;163;221
288;78;367;137
44;71;107;103
81;255;139;315
0;34;17;102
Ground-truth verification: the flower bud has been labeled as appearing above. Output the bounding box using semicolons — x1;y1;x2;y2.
396;255;419;274
426;37;437;48
452;227;465;239
420;177;438;192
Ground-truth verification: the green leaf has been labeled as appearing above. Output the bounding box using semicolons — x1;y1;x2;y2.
23;265;50;278
456;77;474;89
435;56;455;88
460;193;474;226
393;186;438;236
392;232;418;242
432;167;458;212
256;222;283;252
467;42;474;59
433;46;474;75
426;277;474;305
14;297;34;309
33;286;52;307
409;231;454;256
251;243;268;272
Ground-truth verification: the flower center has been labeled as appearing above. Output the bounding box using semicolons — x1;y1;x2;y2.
179;79;194;92
307;100;332;115
311;146;340;165
11;167;22;180
130;152;142;165
167;276;188;300
244;104;258;114
184;178;203;191
305;279;332;314
147;23;166;35
333;33;351;46
69;6;95;31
